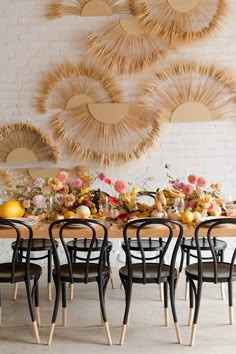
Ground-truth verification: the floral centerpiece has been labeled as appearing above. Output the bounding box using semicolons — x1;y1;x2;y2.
12;170;96;221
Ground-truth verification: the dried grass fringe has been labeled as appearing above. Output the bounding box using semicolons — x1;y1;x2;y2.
50;104;161;166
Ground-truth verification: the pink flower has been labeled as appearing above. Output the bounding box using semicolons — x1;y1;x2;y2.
197;177;208;188
188;199;198;210
70;178;83;190
98;172;106;181
116;213;129;221
57;171;69;182
59;185;69;194
188;174;198;184
208;200;217;212
182;184;194;195
104;177;112;185
32;195;46;208
114;180;127;193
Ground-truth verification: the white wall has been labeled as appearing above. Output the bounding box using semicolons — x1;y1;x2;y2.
0;0;236;263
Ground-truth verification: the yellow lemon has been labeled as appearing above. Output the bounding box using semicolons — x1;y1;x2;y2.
0;200;25;218
63;210;76;219
181;211;194;224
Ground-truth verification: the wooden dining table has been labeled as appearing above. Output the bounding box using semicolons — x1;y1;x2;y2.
0;219;236;239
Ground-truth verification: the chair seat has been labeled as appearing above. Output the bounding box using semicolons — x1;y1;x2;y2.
12;238;58;251
185;262;236;282
181;238;227;251
122;238;166;251
119;263;177;283
66;239;112;252
53;262;110;282
0;262;42;281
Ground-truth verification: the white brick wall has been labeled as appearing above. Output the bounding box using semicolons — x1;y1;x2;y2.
0;0;236;263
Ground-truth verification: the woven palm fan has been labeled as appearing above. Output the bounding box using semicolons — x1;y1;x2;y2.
138;61;236;123
0;123;59;163
129;0;229;46
87;18;168;75
35;62;123;113
47;0;129;19
50;103;161;166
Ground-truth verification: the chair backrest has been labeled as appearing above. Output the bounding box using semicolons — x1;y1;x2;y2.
0;218;33;283
123;218;183;284
48;218;108;283
194;217;236;283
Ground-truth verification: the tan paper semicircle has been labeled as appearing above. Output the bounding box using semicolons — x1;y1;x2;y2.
28;168;60;179
66;94;94;110
171;102;212;122
6;148;38;163
119;19;145;35
88;103;130;124
168;0;198;13
81;0;113;16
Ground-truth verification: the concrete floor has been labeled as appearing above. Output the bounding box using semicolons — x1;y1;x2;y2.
1;268;236;354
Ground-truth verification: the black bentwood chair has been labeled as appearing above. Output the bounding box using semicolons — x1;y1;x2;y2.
119;218;183;345
66;190;114;290
48;218;112;346
121;191;167;299
0;218;42;343
178;230;227;300
11;237;58;301
185;218;236;346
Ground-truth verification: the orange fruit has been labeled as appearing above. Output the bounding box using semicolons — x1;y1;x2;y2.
181;211;194;224
0;200;25;218
63;210;76;219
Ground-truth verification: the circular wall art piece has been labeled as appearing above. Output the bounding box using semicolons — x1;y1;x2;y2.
0;122;59;163
138;61;236;122
87;18;168;75
50;103;161;166
47;0;129;20
35;62;123;113
129;0;229;45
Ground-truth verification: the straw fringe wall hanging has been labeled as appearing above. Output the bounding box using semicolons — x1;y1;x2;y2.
87;18;168;75
0;169;12;189
50;103;161;166
129;0;229;46
47;0;129;19
35;62;123;113
138;61;236;123
0;123;59;163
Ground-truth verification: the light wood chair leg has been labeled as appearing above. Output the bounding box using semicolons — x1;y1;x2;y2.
188;307;194;326
110;273;115;289
174;322;182;344
120;324;127;345
190;323;197;346
48;323;55;346
159;283;163;301
62;308;67;326
229;305;234;324
48;282;52;301
70;283;74;301
220;283;225;300
0;306;1;325
32;320;40;344
175;272;181;288
13;283;18;301
35;306;40;326
104;322;112;345
185;282;189;301
164;308;169;326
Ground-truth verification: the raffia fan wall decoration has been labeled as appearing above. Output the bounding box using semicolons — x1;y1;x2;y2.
129;0;229;46
0;123;59;163
35;62;123;113
138;61;236;123
47;0;129;19
50;103;161;166
0;166;93;188
87;18;168;75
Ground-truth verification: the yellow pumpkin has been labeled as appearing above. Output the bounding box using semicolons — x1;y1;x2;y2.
0;200;25;218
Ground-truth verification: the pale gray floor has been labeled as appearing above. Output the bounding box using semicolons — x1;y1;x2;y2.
1;268;236;353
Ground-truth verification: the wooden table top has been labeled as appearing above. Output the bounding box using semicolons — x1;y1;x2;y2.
0;220;236;239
